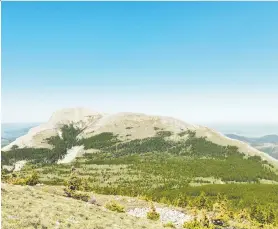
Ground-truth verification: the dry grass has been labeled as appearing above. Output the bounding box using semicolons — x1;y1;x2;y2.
1;183;165;229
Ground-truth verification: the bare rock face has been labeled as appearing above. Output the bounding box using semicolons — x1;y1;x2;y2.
2;107;278;168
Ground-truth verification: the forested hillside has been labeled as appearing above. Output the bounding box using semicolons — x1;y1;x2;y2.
2;124;278;228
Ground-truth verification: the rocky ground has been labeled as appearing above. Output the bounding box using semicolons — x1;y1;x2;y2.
128;207;192;227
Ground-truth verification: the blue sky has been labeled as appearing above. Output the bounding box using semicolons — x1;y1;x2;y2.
2;2;278;124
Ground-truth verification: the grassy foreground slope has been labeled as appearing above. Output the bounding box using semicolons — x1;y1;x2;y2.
1;183;165;229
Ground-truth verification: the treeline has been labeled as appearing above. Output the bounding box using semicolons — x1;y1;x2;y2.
1;148;53;165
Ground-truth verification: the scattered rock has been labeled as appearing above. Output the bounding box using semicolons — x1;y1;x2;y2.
2;165;14;172
35;183;44;186
88;195;97;205
212;219;224;226
128;207;192;227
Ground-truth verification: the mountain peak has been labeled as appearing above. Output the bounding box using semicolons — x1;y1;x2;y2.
48;107;103;126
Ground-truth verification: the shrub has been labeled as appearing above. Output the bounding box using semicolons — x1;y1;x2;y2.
156;131;172;137
138;195;152;202
65;172;91;191
71;191;90;202
212;199;230;225
178;131;187;137
63;170;91;202
5;171;39;186
250;204;277;225
147;203;160;221
64;187;89;202
266;207;276;225
199;209;211;227
163;221;175;228
235;208;250;222
183;219;214;229
193;192;210;209
183;219;204;229
7;177;26;185
105;200;125;213
183;209;214;229
173;194;188;207
250;204;266;224
25;171;39;185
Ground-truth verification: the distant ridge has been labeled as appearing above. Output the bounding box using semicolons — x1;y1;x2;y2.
226;134;278;144
226;133;278;160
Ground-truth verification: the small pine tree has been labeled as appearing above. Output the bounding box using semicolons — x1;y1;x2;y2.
195;192;209;209
105;200;125;213
250;204;266;224
199;209;210;227
63;170;90;202
236;208;250;222
266;207;276;225
176;194;188;208
147;202;160;221
25;171;39;186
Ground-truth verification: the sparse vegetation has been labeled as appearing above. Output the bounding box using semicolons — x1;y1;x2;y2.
4;171;40;186
155;131;173;137
147;203;160;221
178;131;187;137
183;219;209;229
163;221;175;228
63;170;90;202
105;200;125;213
2;184;162;229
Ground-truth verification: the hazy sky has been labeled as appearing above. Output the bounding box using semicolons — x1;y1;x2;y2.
2;2;278;124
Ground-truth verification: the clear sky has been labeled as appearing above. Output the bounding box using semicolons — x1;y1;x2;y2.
2;2;278;124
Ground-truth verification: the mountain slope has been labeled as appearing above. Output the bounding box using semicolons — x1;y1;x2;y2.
2;108;278;169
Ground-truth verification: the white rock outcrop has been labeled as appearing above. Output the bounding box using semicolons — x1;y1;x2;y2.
14;160;27;172
57;146;85;164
